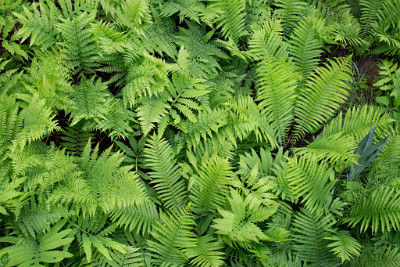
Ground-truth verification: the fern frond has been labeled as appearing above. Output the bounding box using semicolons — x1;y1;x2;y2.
274;0;309;33
344;185;400;233
97;100;135;140
185;235;225;267
291;210;339;266
49;141;148;214
292;132;358;170
115;0;152;33
60;122;94;156
57;12;100;73
325;230;362;263
345;246;400;267
165;73;209;124
160;0;206;24
320;105;393;142
110;201;159;235
143;135;188;211
293;56;352;140
175;22;228;78
179;107;228;149
0;220;73;266
13;3;59;49
69;76;112;127
0;94;22;157
147;206;196;265
256;57;300;145
213;189;279;244
288;15;328;80
123;54;169;108
12;94;59;151
190;153;233;213
248;18;289;60
283;155;336;214
208;0;248;43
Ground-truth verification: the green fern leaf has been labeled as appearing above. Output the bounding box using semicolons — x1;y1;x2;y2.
143;135;188;210
293;57;353;140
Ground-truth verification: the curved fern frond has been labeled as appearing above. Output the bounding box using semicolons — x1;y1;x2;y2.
325;230;362;263
0;220;73;266
12;94;59;152
110;202;159;236
344;185;400;233
69;76;112;127
292;133;358;170
293;56;353;140
320;105;393;142
185;235;225;267
274;0;309;33
143;135;188;211
291;210;339;266
49;141;148;214
288;15;328;81
283;155;336;215
13;3;59;49
57;12;100;73
248;18;289;60
190;153;233;213
208;0;248;43
147;206;196;265
256;57;300;145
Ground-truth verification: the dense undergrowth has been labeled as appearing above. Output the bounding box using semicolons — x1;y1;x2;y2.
1;0;400;266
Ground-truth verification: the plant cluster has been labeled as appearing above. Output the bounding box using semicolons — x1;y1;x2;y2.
0;0;400;266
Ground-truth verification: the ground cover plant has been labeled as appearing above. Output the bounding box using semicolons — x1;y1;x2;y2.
0;0;400;266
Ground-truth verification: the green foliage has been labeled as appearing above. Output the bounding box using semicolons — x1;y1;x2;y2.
0;220;73;266
0;0;399;265
143;135;188;210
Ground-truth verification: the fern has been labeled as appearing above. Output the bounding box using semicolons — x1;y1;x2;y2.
293;56;353;140
291;210;339;266
325;230;362;263
69;76;112;127
283;155;336;214
213;189;279;245
0;220;73;266
274;0;309;33
147;206;197;265
143;135;188;211
185;235;225;267
57;12;100;73
110;202;159;235
13;3;58;49
175;22;228;78
292;132;358;170
344;185;400;233
208;0;248;43
60;122;94;156
189;152;233;213
319;105;393;142
49;141;148;214
288;14;328;81
12;94;59;151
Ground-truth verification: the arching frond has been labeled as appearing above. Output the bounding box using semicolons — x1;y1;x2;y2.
320;105;393;142
143;135;188;211
147;206;196;265
292;133;358;170
293;57;353;140
190;153;233;213
283;155;336;215
291;210;339;266
288;15;328;80
344;185;400;233
208;0;248;43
